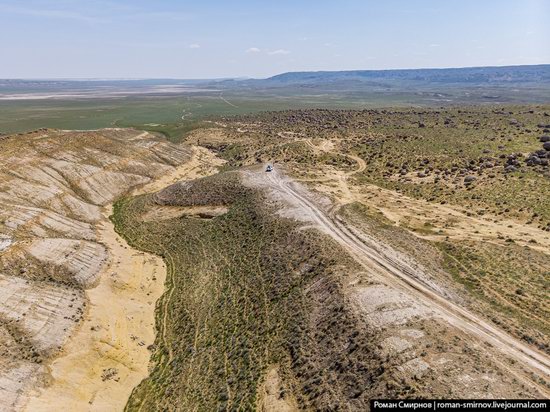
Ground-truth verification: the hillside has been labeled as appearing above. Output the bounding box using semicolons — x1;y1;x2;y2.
117;169;544;411
265;65;550;85
0;128;194;410
218;64;550;105
115;105;550;409
1;106;549;411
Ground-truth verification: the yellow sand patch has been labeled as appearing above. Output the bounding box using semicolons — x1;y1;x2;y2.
24;206;165;411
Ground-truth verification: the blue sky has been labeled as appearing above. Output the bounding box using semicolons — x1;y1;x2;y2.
1;0;548;78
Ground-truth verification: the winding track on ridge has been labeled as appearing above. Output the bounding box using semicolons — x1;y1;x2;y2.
260;167;550;394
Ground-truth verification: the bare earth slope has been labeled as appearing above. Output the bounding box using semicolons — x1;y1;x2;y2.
0;129;193;410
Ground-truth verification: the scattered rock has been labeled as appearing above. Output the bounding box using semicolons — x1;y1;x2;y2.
526;156;542;166
101;368;119;382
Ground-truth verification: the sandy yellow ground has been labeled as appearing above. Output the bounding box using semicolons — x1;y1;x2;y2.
24;146;224;411
24;205;165;411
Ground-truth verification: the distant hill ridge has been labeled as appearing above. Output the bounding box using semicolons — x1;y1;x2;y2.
265;64;550;84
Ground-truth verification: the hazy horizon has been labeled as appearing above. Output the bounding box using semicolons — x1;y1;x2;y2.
1;0;549;79
1;62;549;82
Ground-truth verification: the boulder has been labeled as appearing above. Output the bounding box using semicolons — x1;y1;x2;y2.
540;135;550;143
526;156;541;166
544;142;550;151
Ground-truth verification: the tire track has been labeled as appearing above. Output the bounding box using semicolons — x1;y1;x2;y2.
261;168;550;393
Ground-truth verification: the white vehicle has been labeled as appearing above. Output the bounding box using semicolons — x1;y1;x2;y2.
265;164;273;172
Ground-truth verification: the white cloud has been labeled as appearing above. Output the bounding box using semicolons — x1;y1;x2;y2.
189;44;201;49
125;11;194;22
429;43;440;47
268;49;290;55
246;47;261;53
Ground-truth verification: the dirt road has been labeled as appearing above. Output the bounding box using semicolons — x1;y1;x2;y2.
259;168;550;392
219;93;239;108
